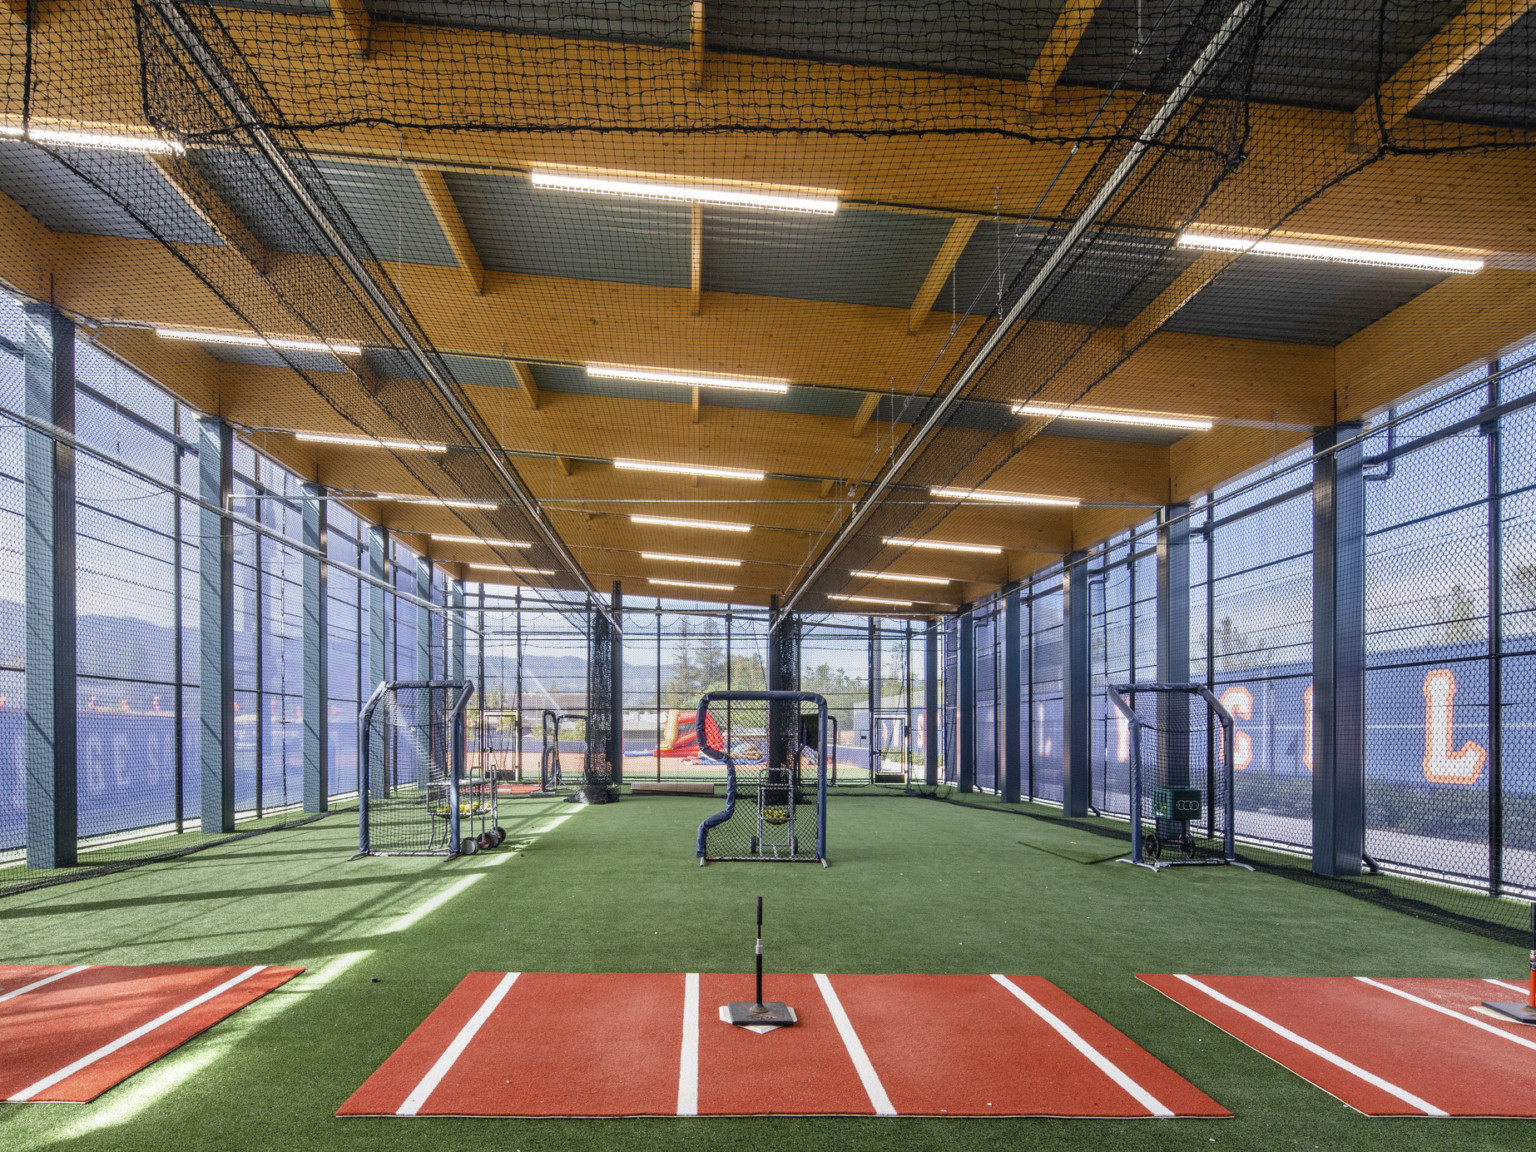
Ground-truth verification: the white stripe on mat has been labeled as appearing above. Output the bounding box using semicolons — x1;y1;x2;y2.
0;965;91;1005
1172;974;1446;1116
1485;978;1527;994
396;972;519;1116
1356;977;1536;1053
813;973;896;1116
990;974;1173;1117
8;965;267;1102
677;972;699;1116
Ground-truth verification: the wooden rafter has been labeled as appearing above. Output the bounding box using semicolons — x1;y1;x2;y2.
851;392;881;438
1353;0;1536;143
908;216;979;333
1023;0;1106;118
689;200;703;315
328;0;372;58
5;0;29;27
1119;251;1237;349
414;168;484;295
690;1;706;91
510;361;540;410
150;155;269;272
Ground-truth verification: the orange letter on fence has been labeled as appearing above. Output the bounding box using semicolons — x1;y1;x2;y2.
1219;686;1254;770
1422;669;1487;785
1302;685;1313;772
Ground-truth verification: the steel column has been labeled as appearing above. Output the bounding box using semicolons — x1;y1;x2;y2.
610;580;623;784
1003;588;1023;804
1486;363;1504;894
198;416;234;833
23;303;76;867
1062;553;1091;817
1312;423;1367;877
367;526;388;797
450;579;466;681
1157;503;1192;793
301;482;328;813
924;618;939;787
958;611;975;793
416;555;433;679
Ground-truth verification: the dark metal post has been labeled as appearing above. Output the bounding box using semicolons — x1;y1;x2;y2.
1312;423;1367;877
450;578;466;681
924;618;938;787
1486;363;1504;894
301;482;328;813
416;554;432;680
23;303;76;868
1062;552;1091;817
1157;504;1192;821
198;416;234;834
1003;587;1023;804
610;580;623;785
367;526;389;797
958;610;975;793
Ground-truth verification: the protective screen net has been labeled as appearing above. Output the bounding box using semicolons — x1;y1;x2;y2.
696;692;827;863
1113;684;1235;865
361;680;492;854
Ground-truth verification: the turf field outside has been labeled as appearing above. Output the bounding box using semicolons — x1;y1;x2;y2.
0;794;1529;1151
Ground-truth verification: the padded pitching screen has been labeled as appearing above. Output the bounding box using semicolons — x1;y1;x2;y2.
696;691;828;865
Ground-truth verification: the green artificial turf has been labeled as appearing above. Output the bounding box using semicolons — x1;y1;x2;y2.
1;793;1531;1151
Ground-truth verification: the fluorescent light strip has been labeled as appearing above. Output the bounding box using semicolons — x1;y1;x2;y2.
850;570;952;585
531;170;837;215
641;552;741;567
431;534;533;548
1;124;185;154
615;459;765;481
931;487;1079;508
884;537;1002;556
1177;230;1484;274
829;594;914;607
295;431;447;453
155;328;363;357
471;563;556;575
588;364;790;395
1012;403;1213;432
631;515;751;534
649;578;736;592
373;494;498;510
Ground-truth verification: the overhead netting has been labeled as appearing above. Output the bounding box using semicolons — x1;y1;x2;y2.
696;691;828;863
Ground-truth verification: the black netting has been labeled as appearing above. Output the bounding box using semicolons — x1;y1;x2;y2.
696;691;828;863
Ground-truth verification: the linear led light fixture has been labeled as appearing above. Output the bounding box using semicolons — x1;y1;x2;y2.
884;537;1002;556
531;169;837;214
155;328;363;357
931;487;1079;508
829;594;914;608
1011;403;1214;432
850;570;952;585
641;552;742;567
431;533;533;549
615;459;765;481
1177;230;1484;274
650;578;736;592
588;363;790;395
471;563;556;575
295;431;447;453
631;514;751;534
0;123;185;154
373;494;498;510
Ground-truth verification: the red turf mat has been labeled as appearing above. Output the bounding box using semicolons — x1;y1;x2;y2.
0;962;303;1103
1140;974;1536;1117
339;971;1228;1118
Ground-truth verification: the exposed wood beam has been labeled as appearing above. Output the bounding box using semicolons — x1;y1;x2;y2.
1119;250;1237;349
1353;0;1536;145
851;392;881;438
337;352;379;396
1023;0;1106;118
689;1;706;91
689;200;703;315
5;0;29;27
691;384;701;423
328;0;372;58
149;155;269;273
555;456;574;476
908;216;979;333
510;360;540;410
414;167;484;295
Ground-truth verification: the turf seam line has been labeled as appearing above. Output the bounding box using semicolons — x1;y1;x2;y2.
397;972;519;1116
677;973;699;1117
7;965;268;1102
1171;974;1447;1117
990;975;1174;1118
1355;977;1536;1053
0;965;90;1004
813;973;896;1116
